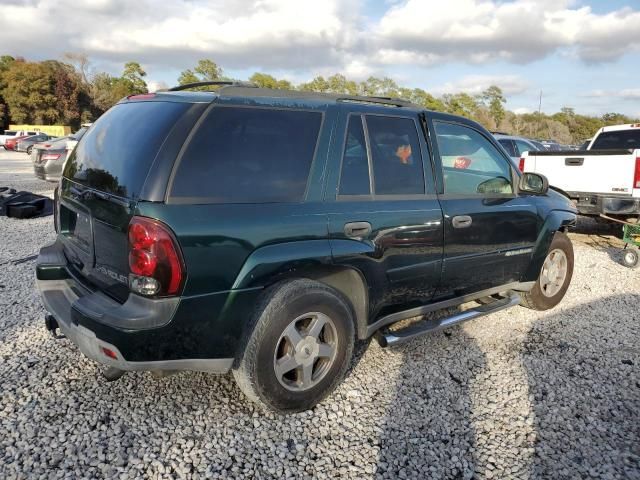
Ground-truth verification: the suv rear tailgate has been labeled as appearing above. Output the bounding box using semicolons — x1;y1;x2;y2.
524;149;638;196
59;100;193;302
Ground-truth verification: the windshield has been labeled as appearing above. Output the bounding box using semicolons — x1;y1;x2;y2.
591;129;640;150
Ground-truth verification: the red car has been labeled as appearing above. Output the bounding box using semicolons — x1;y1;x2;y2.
5;134;33;151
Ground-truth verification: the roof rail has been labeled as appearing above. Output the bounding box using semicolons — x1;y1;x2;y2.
336;95;414;108
491;131;510;135
167;81;258;92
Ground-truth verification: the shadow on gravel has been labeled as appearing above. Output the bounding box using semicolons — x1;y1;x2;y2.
374;295;640;479
374;307;485;479
522;294;640;479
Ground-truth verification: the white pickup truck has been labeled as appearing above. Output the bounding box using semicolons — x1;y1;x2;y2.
521;123;640;220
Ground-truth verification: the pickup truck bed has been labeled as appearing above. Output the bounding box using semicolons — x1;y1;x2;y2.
522;148;640;217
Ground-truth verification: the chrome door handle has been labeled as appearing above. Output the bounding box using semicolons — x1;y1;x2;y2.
452;215;472;229
344;221;372;238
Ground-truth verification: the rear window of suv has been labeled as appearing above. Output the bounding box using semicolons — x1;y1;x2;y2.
170;106;322;203
591;129;640;150
63;101;190;198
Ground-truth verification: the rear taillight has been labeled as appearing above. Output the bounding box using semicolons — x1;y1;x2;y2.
128;216;185;296
42;153;61;161
519;157;526;172
634;156;640;189
127;93;156;100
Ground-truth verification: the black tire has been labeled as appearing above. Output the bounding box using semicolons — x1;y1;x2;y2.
26;146;33;155
622;249;639;268
233;279;355;413
521;231;574;311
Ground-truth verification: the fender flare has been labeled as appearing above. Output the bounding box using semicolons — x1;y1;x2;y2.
523;209;576;282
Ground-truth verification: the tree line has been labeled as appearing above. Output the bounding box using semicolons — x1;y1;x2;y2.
0;55;637;144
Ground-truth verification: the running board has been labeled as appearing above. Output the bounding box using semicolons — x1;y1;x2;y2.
377;293;521;348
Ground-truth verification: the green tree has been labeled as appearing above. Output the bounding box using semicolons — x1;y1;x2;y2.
480;86;506;126
178;59;225;89
249;72;292;90
442;93;479;118
0;55;16;126
122;61;147;93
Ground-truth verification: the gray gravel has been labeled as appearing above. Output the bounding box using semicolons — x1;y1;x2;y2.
1;150;639;479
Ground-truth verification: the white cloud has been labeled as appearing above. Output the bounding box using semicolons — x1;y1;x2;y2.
430;75;529;96
583;89;640;99
373;0;640;65
0;0;639;84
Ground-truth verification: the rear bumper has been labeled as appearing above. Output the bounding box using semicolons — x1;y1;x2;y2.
33;162;61;182
568;191;640;216
36;240;233;373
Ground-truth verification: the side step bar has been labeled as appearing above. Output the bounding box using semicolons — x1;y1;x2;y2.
377;293;520;348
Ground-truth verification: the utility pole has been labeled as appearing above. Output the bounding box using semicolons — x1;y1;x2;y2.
537;90;542;139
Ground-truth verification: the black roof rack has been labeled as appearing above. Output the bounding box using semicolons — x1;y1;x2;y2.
491;131;510;135
336;95;414;108
167;81;258;92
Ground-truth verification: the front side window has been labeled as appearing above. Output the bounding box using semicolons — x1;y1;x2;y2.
365;115;424;195
171;107;323;203
434;122;513;195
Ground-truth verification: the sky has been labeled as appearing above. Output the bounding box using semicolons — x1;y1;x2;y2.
1;0;640;117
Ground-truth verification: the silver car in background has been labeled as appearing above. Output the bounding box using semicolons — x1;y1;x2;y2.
32;126;90;182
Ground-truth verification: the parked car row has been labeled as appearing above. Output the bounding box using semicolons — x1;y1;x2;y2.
1;131;56;153
31;125;91;182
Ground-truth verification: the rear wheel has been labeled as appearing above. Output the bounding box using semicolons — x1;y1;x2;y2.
233;279;355;413
521;231;574;311
26;146;33;155
622;249;639;268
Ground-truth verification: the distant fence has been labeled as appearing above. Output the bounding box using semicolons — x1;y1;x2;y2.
9;125;72;137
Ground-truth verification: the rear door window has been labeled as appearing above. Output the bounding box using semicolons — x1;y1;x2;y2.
365;115;424;195
591;130;640;150
64;101;190;198
170;106;323;203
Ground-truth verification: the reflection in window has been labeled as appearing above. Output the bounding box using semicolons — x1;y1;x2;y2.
434;122;513;195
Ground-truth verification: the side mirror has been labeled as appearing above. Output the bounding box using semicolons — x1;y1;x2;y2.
519;172;549;195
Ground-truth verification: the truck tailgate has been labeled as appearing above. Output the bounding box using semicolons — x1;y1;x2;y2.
525;149;638;195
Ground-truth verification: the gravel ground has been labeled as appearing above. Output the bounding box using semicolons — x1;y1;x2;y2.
0;150;639;479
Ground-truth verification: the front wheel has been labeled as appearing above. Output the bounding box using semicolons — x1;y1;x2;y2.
521;231;574;311
26;146;33;155
233;279;355;413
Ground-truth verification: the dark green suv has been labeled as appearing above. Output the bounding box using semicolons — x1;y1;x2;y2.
36;82;577;412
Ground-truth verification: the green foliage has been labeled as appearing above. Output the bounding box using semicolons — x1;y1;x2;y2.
1;53;639;143
178;59;226;90
249;73;292;90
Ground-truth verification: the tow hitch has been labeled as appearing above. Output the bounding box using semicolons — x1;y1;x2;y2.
44;314;65;339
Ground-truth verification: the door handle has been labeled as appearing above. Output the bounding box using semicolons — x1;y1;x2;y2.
452;215;472;229
344;221;372;238
565;157;584;166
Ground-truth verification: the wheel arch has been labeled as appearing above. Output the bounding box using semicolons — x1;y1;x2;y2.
523;209;576;282
231;240;370;341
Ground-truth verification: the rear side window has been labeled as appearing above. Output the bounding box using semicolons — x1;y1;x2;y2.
591;130;640;150
514;139;536;155
64;101;190;198
171;107;322;203
498;139;517;157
